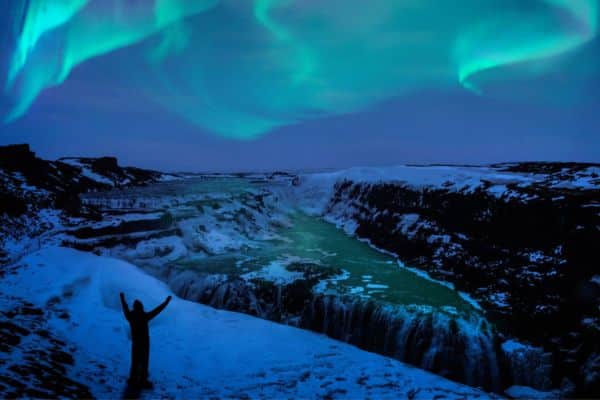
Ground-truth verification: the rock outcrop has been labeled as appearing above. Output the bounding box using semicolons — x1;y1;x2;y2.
0;144;178;262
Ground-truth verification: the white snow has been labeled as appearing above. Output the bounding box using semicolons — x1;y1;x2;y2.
505;385;559;399
487;184;509;197
396;259;454;290
501;340;532;354
366;283;389;289
1;247;494;399
349;286;365;294
488;292;511;309
549;167;600;190
158;174;182;182
60;159;115;186
396;213;420;235
527;251;553;264
312;269;351;293
286;164;599;224
292;165;538;212
458;291;484;311
241;260;304;284
125;236;188;263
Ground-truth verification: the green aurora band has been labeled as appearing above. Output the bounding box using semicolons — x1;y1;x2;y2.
3;0;598;138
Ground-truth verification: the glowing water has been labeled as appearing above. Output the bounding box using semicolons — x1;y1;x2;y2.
184;211;473;310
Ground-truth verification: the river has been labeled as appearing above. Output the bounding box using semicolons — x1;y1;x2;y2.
81;175;502;390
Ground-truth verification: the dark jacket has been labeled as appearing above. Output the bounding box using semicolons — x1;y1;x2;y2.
120;296;170;342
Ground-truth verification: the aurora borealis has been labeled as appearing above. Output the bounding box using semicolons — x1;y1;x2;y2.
2;0;598;139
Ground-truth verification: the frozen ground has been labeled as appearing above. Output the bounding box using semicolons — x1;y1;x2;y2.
1;246;496;399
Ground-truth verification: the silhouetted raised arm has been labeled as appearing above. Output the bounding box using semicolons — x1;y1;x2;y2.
120;292;131;320
146;296;172;321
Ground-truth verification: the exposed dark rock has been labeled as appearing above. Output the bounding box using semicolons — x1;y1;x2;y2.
324;171;600;396
494;161;600;174
0;144;37;170
68;212;173;239
0;144;178;258
0;144;171;215
61;227;181;252
0;192;27;217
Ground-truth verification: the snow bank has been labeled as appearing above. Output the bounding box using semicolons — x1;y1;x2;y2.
505;385;559;399
290;165;537;214
2;247;495;399
305;165;533;190
286;164;599;218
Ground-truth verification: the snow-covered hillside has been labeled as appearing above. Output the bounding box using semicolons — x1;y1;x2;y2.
1;247;495;399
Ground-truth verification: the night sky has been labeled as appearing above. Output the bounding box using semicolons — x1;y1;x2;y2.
0;1;598;172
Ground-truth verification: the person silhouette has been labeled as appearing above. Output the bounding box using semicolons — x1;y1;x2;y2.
120;292;171;387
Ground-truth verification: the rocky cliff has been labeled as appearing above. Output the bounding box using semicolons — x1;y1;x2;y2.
305;163;600;396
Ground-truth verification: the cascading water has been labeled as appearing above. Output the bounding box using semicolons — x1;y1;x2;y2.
76;176;547;393
164;266;502;391
300;296;500;391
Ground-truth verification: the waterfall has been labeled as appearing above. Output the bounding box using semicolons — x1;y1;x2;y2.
301;295;502;391
166;268;504;391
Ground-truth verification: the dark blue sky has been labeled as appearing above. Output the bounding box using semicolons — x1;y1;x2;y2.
1;66;597;172
0;2;598;172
